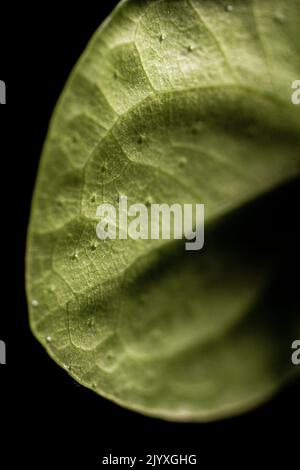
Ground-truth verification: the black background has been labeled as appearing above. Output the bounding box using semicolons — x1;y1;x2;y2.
0;2;299;467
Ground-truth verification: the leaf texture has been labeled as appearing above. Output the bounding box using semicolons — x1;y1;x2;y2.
26;0;300;421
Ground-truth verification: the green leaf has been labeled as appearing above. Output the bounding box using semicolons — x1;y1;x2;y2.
26;0;300;421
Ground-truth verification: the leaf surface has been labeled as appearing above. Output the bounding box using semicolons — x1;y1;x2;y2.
26;0;300;421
